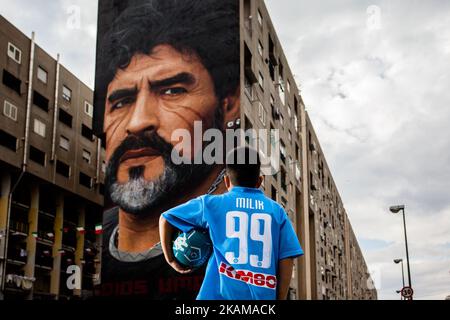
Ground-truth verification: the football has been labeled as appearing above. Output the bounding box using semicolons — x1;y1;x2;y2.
172;229;212;268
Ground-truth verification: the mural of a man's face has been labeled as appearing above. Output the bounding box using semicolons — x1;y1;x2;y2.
104;44;228;216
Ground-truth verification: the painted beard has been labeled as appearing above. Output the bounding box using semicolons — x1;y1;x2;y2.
105;105;224;217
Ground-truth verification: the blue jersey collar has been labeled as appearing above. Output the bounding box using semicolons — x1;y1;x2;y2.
230;186;263;194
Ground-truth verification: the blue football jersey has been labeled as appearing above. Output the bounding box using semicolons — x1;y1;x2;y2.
162;186;304;300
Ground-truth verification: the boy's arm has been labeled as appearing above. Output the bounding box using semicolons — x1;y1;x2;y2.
159;215;193;274
277;257;295;300
277;205;304;299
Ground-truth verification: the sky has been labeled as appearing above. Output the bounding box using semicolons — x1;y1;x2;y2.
1;0;449;300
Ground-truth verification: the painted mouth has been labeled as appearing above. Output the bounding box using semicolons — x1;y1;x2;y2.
119;147;160;163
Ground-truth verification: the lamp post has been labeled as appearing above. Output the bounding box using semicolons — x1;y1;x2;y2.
390;205;413;300
394;259;405;300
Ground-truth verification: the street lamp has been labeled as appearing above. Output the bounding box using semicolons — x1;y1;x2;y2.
394;258;405;300
389;205;413;300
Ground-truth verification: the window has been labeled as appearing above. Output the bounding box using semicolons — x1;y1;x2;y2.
84;101;93;117
280;167;287;192
295;163;301;181
0;130;17;151
288;155;294;172
37;66;48;83
278;79;285;105
56;160;70;178
287;80;291;93
294;114;299;132
257;9;263;26
271;185;278;202
3;100;17;121
280;140;286;163
59;109;72;127
281;196;287;208
33;91;49;112
7;42;21;64
29;146;45;166
257;40;263;57
59;136;69;151
287;104;292;118
62;85;71;102
81;124;93;141
99;183;105;196
82;149;91;164
101;161;106;173
279;113;284;126
258;102;266;125
258;72;264;90
79;172;92;189
244;116;254;146
244;75;253;100
2;70;21;95
33;119;46;137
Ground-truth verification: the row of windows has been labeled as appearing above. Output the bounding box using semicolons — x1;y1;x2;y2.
2;69;93;120
28;145;99;185
2;98;94;143
0;138;102;191
3;101;101;168
244;3;302;137
7;42;21;64
5;41;93;116
0;125;105;174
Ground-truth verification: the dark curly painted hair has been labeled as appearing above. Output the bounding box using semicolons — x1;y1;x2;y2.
93;0;239;135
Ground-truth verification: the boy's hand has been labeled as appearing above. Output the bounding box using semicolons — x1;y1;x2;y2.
159;215;194;274
166;257;194;274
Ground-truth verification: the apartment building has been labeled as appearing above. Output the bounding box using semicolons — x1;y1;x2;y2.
240;0;377;299
0;15;104;300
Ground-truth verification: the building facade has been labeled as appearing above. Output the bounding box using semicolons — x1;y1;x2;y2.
1;0;376;300
240;0;377;299
0;15;104;300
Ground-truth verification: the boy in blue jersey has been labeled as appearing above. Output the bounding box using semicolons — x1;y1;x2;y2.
159;146;303;300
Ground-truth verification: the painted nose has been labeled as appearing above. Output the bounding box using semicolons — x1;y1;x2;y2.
126;91;159;135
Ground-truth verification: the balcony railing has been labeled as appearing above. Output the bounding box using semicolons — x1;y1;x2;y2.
9;220;29;235
7;246;27;264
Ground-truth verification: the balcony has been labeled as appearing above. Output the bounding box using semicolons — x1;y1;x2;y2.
9;220;29;235
244;79;254;102
244;17;252;38
244;44;258;84
35;244;53;270
311;177;318;191
5;274;35;291
280;168;287;192
7;245;27;265
37;230;55;245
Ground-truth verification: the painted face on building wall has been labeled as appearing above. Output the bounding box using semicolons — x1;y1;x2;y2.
103;44;239;216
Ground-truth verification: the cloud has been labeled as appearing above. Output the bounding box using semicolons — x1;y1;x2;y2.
0;0;98;89
266;0;450;299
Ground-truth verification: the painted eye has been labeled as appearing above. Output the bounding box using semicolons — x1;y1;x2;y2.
112;97;134;110
161;87;187;96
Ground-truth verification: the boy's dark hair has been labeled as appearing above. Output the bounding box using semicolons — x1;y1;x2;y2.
226;146;261;188
94;0;239;135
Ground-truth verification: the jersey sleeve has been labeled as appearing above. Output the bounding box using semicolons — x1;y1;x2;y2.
162;196;207;233
278;206;304;260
